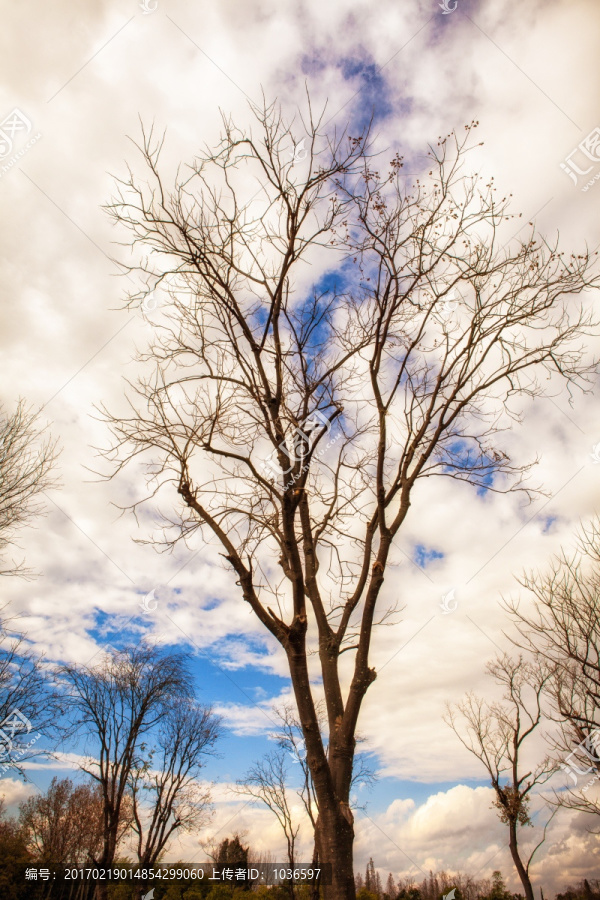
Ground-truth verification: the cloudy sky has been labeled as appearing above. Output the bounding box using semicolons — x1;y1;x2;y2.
1;0;600;890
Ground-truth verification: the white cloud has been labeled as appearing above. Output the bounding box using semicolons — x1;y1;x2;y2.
0;777;38;814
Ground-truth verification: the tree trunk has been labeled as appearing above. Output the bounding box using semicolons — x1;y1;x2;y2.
93;882;108;900
315;808;356;900
310;842;320;900
93;831;118;900
287;639;356;900
509;820;534;900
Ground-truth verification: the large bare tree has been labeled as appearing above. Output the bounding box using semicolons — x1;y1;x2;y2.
507;517;600;821
445;655;556;900
102;100;600;900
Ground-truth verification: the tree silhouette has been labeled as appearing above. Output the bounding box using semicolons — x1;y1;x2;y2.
446;655;556;900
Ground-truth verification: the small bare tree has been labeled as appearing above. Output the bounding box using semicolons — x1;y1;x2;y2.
102;97;600;900
129;699;220;899
445;654;556;900
0;399;58;578
235;748;300;900
58;644;193;900
507;517;600;820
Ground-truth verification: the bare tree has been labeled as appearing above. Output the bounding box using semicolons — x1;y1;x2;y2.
235;747;300;898
0;402;60;776
101;97;600;900
445;654;556;900
507;516;600;820
270;703;323;900
129;699;220;899
0;609;62;778
58;644;192;900
272;703;321;834
0;399;58;578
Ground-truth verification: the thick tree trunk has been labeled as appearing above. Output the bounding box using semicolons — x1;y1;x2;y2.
282;502;393;900
310;842;320;900
93;881;108;900
93;831;118;900
315;809;356;900
287;641;356;900
509;821;534;900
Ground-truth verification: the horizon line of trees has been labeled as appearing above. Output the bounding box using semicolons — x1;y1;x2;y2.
2;802;599;900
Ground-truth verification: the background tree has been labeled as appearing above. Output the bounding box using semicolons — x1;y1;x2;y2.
129;699;220;899
235;747;300;898
383;873;396;900
364;859;381;897
18;776;115;869
272;703;322;843
446;655;555;900
237;702;375;900
556;879;600;900
0;799;33;900
0;609;62;778
102;98;600;900
0;400;59;775
484;871;512;900
395;877;420;900
507;517;600;820
0;399;58;578
58;643;193;900
213;834;252;890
